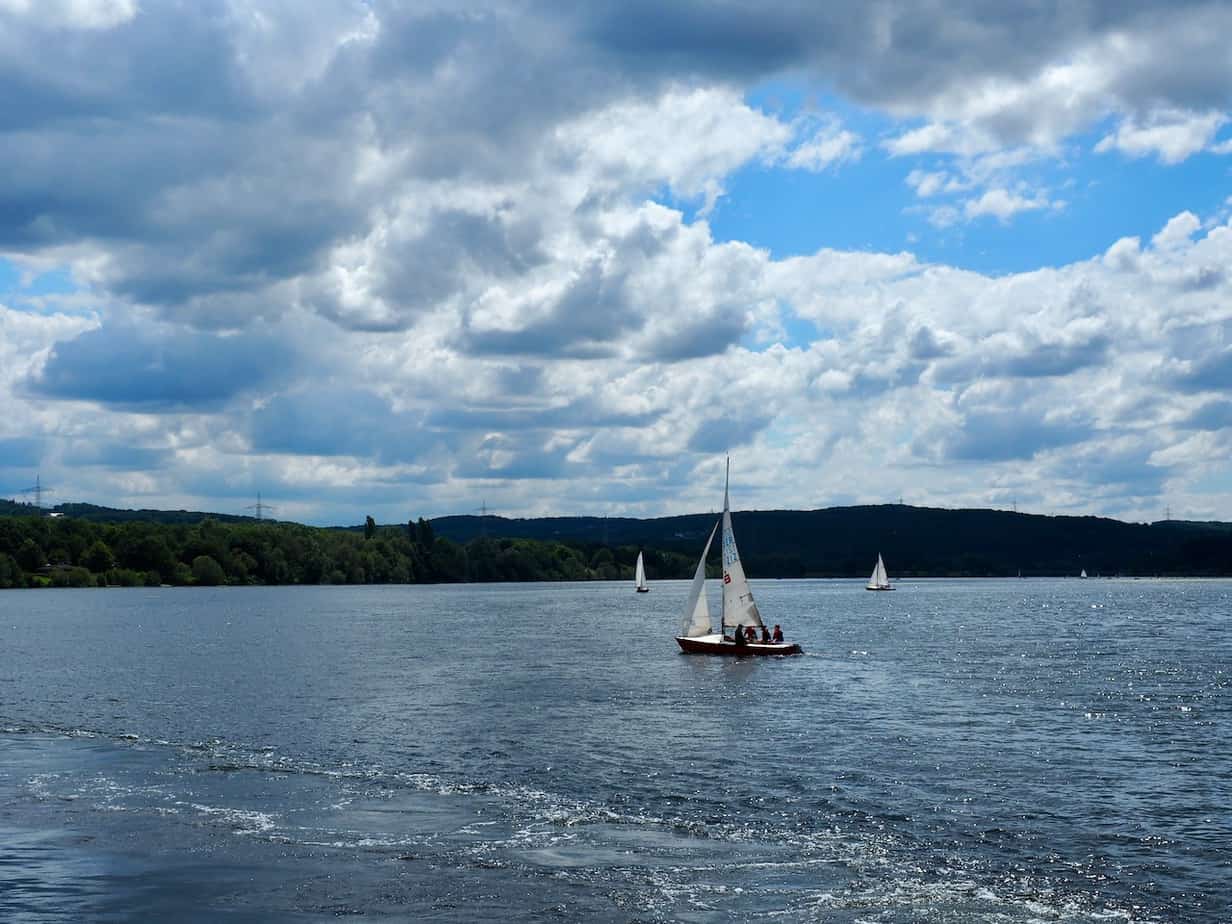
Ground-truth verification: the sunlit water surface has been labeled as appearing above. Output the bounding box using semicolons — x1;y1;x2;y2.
1;579;1229;921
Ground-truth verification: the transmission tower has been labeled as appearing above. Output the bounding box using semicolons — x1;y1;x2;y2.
475;500;493;537
245;492;276;521
20;474;53;509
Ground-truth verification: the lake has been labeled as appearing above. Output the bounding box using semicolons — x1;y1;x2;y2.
1;579;1229;921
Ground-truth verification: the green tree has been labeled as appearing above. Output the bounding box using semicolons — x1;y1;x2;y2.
191;555;226;586
414;517;434;548
117;529;177;577
83;540;116;573
16;538;45;573
0;553;24;588
51;566;94;587
364;515;376;540
430;537;468;582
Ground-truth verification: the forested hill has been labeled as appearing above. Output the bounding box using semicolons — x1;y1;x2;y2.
2;497;1231;586
431;505;1232;577
0;499;257;525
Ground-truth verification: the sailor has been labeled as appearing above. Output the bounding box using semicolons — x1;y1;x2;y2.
760;625;771;644
732;623;745;645
745;625;757;643
772;624;783;644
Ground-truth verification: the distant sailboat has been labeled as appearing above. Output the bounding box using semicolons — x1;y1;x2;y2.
634;551;649;593
866;553;893;591
674;459;802;656
1079;568;1088;579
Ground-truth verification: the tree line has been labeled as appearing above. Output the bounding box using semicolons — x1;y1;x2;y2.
431;505;1232;577
0;509;697;589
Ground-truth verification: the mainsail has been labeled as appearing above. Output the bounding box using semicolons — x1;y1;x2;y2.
867;554;890;589
634;551;647;591
680;521;719;637
720;460;764;630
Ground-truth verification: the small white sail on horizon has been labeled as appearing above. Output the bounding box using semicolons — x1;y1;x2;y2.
866;553;893;591
634;551;649;592
1079;568;1088;579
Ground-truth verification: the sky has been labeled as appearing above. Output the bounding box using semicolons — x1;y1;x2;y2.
2;0;1232;526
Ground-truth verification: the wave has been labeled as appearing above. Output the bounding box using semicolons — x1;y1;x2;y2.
1;721;1169;922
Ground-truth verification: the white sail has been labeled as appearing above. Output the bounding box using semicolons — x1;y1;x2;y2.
634;551;647;591
1080;568;1087;579
680;521;719;637
867;553;890;590
720;460;764;630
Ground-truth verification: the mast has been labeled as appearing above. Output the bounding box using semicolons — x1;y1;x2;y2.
721;456;729;629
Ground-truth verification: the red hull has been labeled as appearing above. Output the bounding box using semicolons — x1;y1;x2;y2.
675;637;802;656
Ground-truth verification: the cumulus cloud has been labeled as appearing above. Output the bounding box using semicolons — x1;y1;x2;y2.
783;119;861;171
0;0;136;30
1096;109;1228;163
4;3;1232;523
556;86;791;207
1152;211;1201;250
963;188;1053;222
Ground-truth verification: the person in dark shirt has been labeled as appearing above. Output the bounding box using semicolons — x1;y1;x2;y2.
760;625;771;644
732;623;745;645
772;624;783;644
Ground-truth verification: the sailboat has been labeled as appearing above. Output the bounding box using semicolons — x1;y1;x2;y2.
1079;568;1088;579
866;553;893;591
674;460;802;656
634;551;649;592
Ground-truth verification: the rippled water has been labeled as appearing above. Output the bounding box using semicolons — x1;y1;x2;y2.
1;579;1229;921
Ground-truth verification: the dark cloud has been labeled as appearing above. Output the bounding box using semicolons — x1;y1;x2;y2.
1179;265;1225;292
931;409;1092;462
250;388;426;463
1182;399;1232;431
27;322;295;411
1173;347;1232;392
425;398;655;432
576;1;818;79
458;259;638;357
997;335;1111;378
0;436;44;468
1048;443;1168;498
932;333;1110;384
310;207;550;332
452;431;574;480
60;443;173;470
908;325;950;360
851;360;927;397
688;410;773;453
649;302;749;361
493;364;545;398
573;1;1231;124
0;3;255;134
